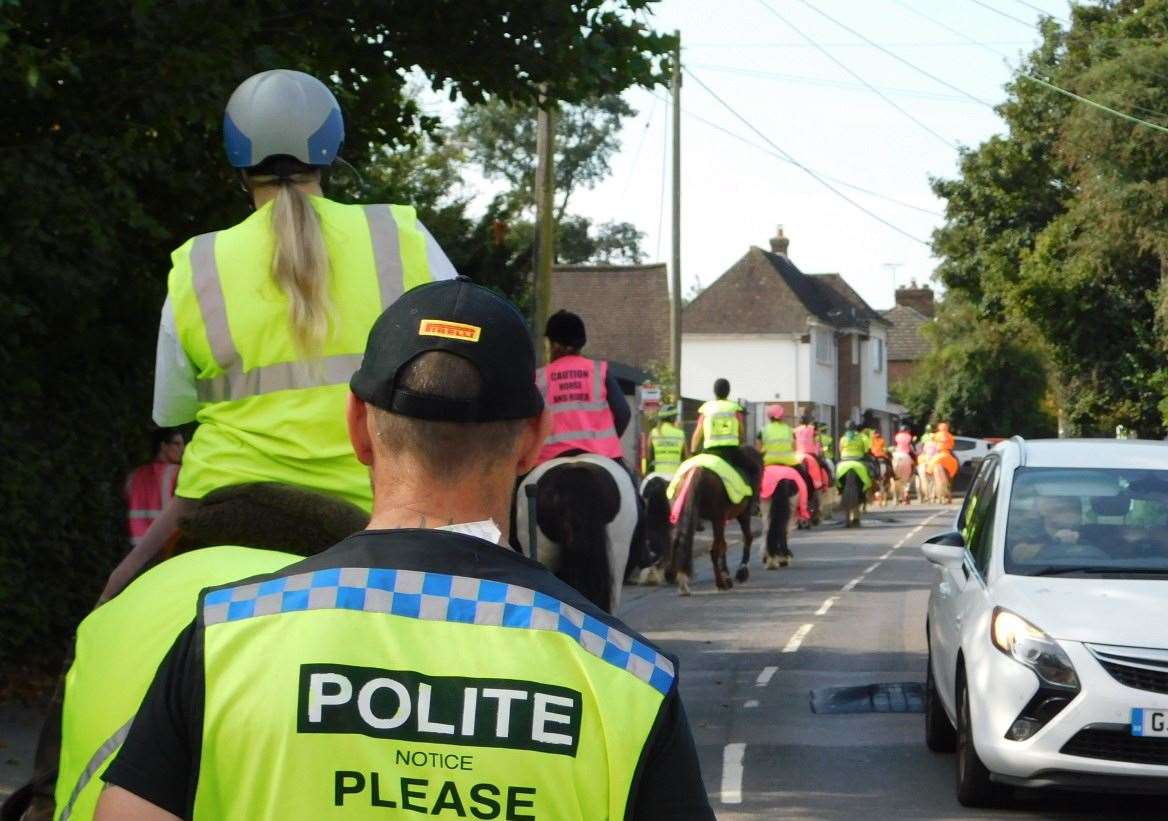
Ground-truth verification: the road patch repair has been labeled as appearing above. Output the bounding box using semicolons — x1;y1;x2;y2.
809;682;925;714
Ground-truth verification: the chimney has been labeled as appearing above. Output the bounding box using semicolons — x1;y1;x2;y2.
895;281;935;318
769;225;790;256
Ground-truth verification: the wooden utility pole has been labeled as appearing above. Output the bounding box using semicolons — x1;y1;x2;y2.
533;98;557;364
669;31;683;412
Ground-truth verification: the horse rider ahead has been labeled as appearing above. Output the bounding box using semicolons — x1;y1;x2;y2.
691;378;763;500
839;420;870;466
100;68;457;602
535;309;631;468
648;404;687;479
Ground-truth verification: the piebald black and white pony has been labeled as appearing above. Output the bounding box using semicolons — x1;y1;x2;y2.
515;454;638;613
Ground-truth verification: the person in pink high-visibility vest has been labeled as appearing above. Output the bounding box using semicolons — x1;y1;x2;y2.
534;310;631;467
124;428;184;546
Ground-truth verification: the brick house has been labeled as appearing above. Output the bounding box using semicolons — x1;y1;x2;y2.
680;228;893;440
881;283;935;391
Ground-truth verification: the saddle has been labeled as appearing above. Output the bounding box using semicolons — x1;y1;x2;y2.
666;454;753;524
836;458;873;491
761;465;810;520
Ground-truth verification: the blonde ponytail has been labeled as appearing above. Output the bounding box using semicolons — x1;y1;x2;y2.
262;173;332;359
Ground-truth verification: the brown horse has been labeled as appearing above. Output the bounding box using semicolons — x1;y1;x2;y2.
661;451;760;594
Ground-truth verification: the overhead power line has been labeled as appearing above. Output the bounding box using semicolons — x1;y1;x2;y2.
682;68;931;246
968;0;1036;28
1011;0;1070;24
646;89;944;216
685;40;1033;49
689;64;977;104
789;0;996;108
755;0;958;149
891;0;1168;134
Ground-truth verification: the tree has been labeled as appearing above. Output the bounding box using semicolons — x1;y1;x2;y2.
457;95;647;265
0;1;673;670
894;296;1057;437
929;1;1168;437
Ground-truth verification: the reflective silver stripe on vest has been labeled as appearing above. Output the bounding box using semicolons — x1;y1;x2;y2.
196;353;363;403
543;426;619;445
127;510;162;519
548;400;610;413
190;232;238;370
365;205;403;308
58;718;134;821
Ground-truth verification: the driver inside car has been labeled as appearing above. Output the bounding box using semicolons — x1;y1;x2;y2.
1010;496;1087;562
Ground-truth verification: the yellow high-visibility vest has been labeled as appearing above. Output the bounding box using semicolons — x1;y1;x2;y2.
170;197;437;510
191;538;673;818
55;547;299;821
761;421;800;466
699;399;742;448
650;422;685;475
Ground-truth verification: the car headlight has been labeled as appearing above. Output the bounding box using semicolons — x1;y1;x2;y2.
991;607;1080;690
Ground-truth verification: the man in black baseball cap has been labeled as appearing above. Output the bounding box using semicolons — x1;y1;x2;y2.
98;279;712;821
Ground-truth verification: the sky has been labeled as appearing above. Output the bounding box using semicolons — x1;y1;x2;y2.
563;0;1074;310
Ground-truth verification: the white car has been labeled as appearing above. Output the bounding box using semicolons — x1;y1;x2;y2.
922;437;1168;806
951;435;992;492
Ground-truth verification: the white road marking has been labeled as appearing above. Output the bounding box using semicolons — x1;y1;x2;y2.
755;666;778;687
863;562;880;575
815;596;838;616
744;699;759;709
782;623;814;653
841;577;861;592
722;743;746;804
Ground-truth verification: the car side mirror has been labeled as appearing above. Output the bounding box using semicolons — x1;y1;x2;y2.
921;531;966;569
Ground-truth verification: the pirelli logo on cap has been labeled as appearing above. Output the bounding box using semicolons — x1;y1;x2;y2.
419;319;481;342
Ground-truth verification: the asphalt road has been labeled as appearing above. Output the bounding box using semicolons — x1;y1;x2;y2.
619;502;1162;819
3;502;1164;817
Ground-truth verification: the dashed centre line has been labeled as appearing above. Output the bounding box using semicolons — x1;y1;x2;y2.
744;699;759;709
721;743;746;804
755;665;778;687
815;596;838;616
782;623;814;653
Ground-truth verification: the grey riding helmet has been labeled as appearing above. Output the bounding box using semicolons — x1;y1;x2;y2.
223;69;344;168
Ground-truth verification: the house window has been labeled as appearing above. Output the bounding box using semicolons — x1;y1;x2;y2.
872;337;884;373
815;329;832;364
851;335;859;366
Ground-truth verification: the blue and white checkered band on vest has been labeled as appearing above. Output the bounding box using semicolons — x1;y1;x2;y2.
203;568;676;694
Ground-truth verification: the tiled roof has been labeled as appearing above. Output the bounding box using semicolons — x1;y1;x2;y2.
881;303;933;361
551;263;670;369
682;247;888;333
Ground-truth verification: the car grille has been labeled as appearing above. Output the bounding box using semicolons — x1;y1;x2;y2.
1087;644;1168;696
1062;728;1168;766
1100;661;1168;695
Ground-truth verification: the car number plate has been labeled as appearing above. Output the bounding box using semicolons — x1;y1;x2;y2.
1131;708;1168;737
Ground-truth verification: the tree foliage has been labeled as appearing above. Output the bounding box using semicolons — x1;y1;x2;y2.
894;296;1057;437
0;0;671;670
929;1;1168;437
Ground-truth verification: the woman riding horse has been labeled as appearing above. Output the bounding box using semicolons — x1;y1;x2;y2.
100;69;457;602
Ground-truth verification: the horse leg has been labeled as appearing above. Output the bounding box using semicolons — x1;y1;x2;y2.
735;507;752;583
711;518;732;590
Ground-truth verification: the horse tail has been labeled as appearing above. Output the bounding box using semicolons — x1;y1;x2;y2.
843;470;863;515
642;477;671;567
766;479;794;557
536;465;620;612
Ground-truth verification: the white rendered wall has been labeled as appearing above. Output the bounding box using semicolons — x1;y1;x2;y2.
860;329;889;414
681;335;802;404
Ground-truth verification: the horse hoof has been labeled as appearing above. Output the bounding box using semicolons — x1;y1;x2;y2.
780;556;791;567
765;558;778;570
717;578;733;591
735;566;749;583
676;573;690;596
641;567;662;586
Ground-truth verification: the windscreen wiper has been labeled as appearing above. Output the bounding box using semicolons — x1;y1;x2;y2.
1027;565;1168;577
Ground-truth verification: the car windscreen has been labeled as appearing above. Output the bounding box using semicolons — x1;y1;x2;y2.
1005;467;1168;578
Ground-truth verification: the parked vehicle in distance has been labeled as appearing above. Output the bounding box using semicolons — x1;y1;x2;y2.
922;437;1168;806
951;435;991;493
